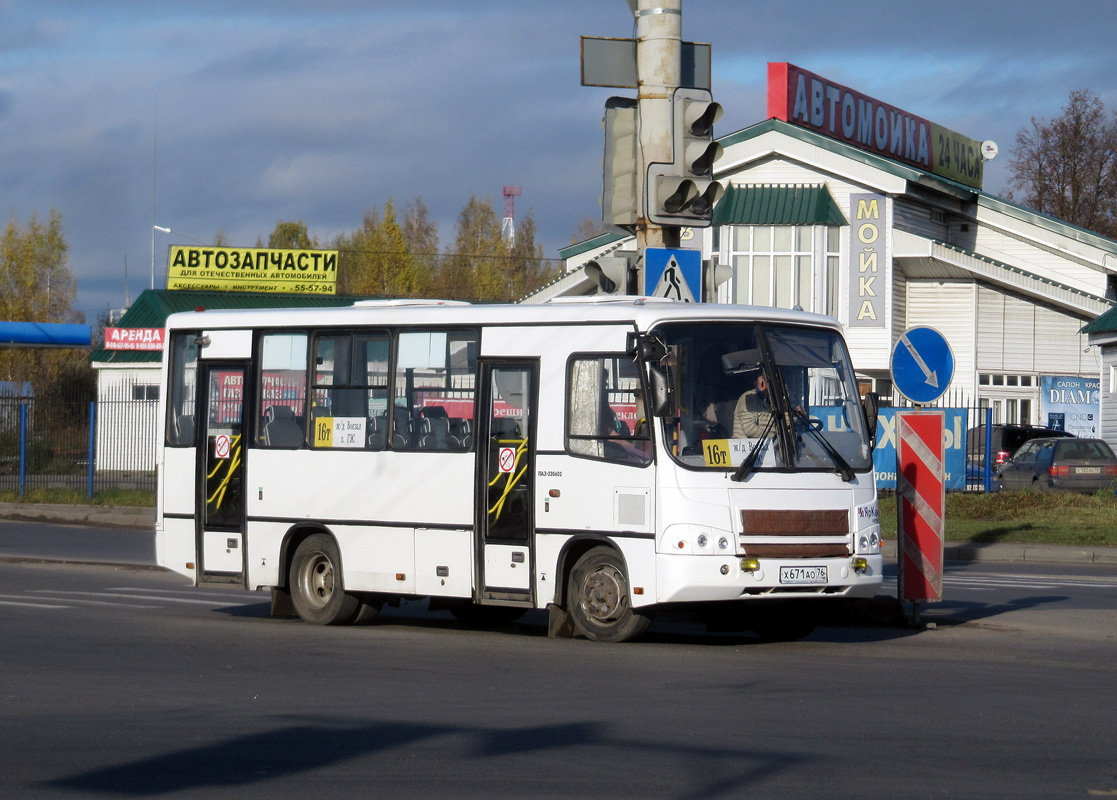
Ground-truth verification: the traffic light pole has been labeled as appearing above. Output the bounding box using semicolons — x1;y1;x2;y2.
635;0;682;254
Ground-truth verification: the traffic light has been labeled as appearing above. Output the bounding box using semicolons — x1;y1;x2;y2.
602;97;639;227
648;87;724;226
584;254;637;295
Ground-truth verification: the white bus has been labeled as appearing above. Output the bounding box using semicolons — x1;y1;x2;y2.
156;297;882;642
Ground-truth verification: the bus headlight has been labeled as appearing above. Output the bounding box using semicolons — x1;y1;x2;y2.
717;537;729;550
856;525;882;554
852;557;868;574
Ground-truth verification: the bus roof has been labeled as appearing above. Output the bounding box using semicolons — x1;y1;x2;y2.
163;296;843;334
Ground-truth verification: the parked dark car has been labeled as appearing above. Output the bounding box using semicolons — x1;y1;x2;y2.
997;437;1117;493
966;424;1075;486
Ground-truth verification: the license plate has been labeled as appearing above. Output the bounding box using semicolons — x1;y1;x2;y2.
779;565;828;585
1076;467;1101;474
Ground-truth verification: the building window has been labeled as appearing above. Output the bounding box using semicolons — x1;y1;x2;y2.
132;384;160;401
729;225;839;313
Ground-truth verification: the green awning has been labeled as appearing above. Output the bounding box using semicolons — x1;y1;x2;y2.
712;183;847;227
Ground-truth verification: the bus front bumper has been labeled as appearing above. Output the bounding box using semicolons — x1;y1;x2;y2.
653;552;883;605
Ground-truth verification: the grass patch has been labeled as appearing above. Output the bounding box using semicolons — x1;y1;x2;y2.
0;488;155;507
880;490;1117;547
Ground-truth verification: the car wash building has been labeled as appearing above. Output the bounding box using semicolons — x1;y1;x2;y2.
534;63;1117;438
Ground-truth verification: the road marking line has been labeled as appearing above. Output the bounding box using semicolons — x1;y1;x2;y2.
31;590;247;606
0;598;70;609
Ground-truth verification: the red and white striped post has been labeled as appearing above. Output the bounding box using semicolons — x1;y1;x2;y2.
896;410;945;623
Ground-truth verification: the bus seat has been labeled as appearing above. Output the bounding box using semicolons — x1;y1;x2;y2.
451;418;472;449
420;413;460;450
391;410;412;448
367;415;387;449
264;405;303;447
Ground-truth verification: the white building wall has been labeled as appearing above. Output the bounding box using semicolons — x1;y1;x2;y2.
1101;347;1117;449
95;365;161;472
894;197;949;241
972;224;1108;298
975;284;1092;375
904;280;977;403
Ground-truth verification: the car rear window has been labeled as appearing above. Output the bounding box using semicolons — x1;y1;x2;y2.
1055;440;1115;460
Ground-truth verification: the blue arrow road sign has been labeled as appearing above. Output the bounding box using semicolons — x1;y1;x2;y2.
891;326;954;404
644;247;700;302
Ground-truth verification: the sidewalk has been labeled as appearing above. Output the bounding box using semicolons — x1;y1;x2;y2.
2;503;1117;566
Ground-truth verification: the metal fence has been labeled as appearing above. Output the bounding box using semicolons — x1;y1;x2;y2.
0;384;157;498
880;388;994;492
0;381;1004;499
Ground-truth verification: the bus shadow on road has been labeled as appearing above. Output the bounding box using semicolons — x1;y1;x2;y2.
205;590;1068;644
46;717;810;797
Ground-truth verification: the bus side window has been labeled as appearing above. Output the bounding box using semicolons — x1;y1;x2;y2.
258;332;308;448
567;355;651;466
166;332;199;447
310;332;390;450
394;330;477;451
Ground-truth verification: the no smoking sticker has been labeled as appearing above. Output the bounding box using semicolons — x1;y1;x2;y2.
498;447;517;473
214;434;231;459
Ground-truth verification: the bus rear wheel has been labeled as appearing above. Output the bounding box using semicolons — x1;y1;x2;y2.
289;534;361;625
568;546;650;643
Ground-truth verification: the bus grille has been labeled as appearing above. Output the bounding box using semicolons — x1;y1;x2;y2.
738;509;850;559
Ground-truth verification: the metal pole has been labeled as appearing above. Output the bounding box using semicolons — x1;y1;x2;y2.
635;0;682;261
18;403;26;498
87;401;96;499
983;406;993;493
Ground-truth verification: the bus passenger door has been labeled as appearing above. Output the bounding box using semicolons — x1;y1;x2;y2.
197;362;248;585
477;362;536;604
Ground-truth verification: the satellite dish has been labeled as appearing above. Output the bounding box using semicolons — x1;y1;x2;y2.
981;140;999;161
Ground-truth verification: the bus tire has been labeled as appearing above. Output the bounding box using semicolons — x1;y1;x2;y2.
568;546;651;643
353;594;386;625
289;534;361;625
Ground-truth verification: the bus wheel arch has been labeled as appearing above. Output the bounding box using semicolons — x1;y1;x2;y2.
565;543;651;643
285;529;361;625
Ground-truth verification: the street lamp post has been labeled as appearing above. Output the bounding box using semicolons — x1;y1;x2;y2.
151;225;170;290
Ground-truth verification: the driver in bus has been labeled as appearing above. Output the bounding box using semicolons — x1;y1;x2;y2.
732;373;773;438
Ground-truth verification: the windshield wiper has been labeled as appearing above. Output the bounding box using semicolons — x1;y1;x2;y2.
795;414;855;482
730;412;778;482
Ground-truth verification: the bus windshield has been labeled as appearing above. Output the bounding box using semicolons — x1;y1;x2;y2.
656;322;873;475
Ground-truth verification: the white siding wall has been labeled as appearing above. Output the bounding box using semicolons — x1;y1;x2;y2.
975;284;1092;375
1102;347;1117;449
973;225;1107;298
905;280;976;402
95;366;161;471
894;198;949;240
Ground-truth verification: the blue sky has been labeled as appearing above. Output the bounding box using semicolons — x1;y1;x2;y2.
2;0;1116;320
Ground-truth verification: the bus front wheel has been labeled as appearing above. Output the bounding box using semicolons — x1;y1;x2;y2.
289;534;361;625
568;546;651;643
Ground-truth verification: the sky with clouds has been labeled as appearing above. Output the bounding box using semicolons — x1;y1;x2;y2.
2;0;1116;320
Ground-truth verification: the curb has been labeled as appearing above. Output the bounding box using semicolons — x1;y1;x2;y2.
0;502;155;529
881;540;1117;565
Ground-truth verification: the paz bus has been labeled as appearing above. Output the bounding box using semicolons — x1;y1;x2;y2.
155;297;882;642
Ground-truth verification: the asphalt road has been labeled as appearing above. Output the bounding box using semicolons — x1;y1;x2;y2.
0;529;1115;799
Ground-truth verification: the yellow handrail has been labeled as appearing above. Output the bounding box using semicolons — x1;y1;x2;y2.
207;434;242;510
488;438;528;521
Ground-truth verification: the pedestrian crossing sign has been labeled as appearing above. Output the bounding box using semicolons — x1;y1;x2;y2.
644;247;700;302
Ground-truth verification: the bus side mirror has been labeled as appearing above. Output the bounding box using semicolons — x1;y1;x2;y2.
628;331;667;363
647;364;676;418
863;392;880;450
